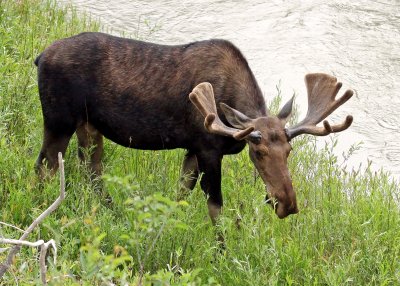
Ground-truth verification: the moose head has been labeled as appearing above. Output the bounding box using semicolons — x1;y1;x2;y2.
190;73;354;218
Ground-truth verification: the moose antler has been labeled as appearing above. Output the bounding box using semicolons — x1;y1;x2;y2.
189;82;259;140
286;73;354;139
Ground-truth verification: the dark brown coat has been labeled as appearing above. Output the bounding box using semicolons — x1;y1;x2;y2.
35;32;354;221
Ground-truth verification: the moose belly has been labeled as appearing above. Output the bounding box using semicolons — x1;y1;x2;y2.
86;108;191;150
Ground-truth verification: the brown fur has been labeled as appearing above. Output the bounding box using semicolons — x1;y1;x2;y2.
35;32;299;221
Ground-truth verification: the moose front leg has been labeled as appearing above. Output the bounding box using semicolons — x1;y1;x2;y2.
196;152;223;225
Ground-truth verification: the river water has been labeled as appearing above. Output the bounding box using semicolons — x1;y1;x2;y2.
60;0;400;178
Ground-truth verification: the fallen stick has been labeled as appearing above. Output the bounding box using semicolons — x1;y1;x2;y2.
0;152;66;284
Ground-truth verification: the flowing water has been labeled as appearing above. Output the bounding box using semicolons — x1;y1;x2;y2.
60;0;400;178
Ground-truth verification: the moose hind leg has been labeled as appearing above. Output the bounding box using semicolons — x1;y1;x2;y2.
35;128;73;178
178;151;199;200
76;122;103;176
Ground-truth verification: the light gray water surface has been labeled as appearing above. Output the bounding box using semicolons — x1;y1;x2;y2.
60;0;400;178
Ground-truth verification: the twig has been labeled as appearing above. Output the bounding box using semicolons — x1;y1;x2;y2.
0;247;10;254
0;222;25;233
0;238;45;247
39;239;57;284
0;152;66;283
0;238;57;284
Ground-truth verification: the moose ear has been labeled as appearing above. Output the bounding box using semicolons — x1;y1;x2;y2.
220;103;253;129
278;96;294;123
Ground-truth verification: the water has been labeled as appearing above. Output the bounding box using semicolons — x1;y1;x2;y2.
60;0;400;178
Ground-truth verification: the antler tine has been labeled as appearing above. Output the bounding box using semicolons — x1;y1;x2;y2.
287;73;354;139
189;82;255;140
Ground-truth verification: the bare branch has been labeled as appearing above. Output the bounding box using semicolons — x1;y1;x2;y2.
0;248;10;254
0;152;66;283
40;239;57;284
0;222;25;233
0;238;45;247
0;238;57;285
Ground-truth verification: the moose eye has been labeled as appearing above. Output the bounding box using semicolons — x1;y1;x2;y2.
255;146;269;158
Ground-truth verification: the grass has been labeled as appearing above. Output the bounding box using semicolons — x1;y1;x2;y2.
1;0;399;285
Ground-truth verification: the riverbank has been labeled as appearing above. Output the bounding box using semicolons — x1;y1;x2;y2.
0;1;399;285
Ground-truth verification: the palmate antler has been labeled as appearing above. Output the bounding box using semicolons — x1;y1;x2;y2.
189;82;261;141
286;73;354;139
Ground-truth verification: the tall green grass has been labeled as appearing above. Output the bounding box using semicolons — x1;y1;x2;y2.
1;0;399;285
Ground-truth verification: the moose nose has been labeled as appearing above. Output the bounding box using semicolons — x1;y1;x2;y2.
275;201;299;219
288;204;299;215
265;194;298;217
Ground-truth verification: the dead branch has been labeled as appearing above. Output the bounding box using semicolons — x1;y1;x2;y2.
0;152;66;284
0;222;25;233
39;239;57;284
0;238;45;247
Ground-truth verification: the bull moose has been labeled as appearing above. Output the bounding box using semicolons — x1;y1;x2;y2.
34;32;353;222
